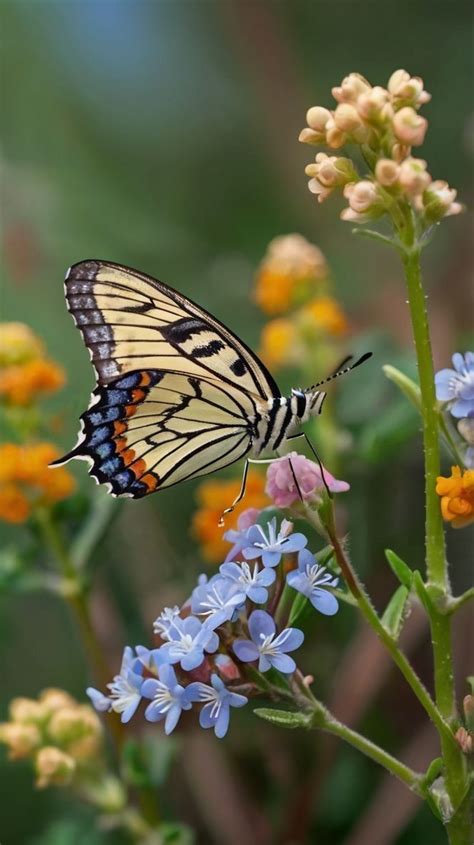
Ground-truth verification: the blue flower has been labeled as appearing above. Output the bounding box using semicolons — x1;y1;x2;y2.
219;560;276;604
153;605;182;639
86;646;143;724
185;673;248;738
233;610;304;674
287;550;339;616
243;518;307;568
191;575;246;629
435;352;474;418
223;509;260;561
155;615;219;672
142;664;192;734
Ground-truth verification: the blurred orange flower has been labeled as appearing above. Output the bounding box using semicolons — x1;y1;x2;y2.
192;470;269;563
301;296;349;337
0;443;75;523
436;466;474;528
254;234;328;315
0;322;65;406
258;318;298;371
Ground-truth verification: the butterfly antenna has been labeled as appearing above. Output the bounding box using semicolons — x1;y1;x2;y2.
308;351;372;391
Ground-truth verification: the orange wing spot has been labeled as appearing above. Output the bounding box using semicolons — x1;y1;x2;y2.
124;404;137;418
122;448;137;467
131;388;146;403
141;472;159;492
139;372;152;387
113;420;127;435
130;457;147;478
114;437;128;453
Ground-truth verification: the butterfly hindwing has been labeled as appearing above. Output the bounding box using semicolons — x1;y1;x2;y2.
65;260;280;400
63;369;257;497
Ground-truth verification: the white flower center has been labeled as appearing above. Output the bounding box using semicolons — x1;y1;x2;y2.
153;684;176;712
304;563;334;590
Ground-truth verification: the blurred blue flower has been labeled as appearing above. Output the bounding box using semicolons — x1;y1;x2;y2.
153;605;181;639
155;615;219;672
191;574;246;629
185;673;248;738
142;664;192;734
219;560;276;604
435;352;474;418
223;509;260;561
243;518;307;568
287;550;339;616
86;646;143;723
233;610;304;674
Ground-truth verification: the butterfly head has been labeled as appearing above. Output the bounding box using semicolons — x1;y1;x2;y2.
290;388;326;423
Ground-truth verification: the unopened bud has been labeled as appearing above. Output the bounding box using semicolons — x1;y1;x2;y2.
334;103;362;133
392;142;411;163
393;107;428;146
398;157;431;195
357;86;389;121
463;694;474;731
375;159;400;187
344;180;379;213
9;697;48;726
306;106;331;133
455;727;473;755
332;73;372;104
35;746;76;788
299;127;323;146
0;722;41;759
39;689;76;714
48;705;102;746
325;118;346;149
422;180;464;222
388;69;431;107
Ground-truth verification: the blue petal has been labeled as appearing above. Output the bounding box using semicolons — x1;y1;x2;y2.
311;589;339;616
281;533;308;553
261;551;281;568
158;664;178;688
452;353;465;373
181;649;205;672
228;692;248;708
259;568;277;586
248;609;275;641
258;654;272;672
451;398;474;418
297;548;316;570
247;586;268;604
270;653;296;674
121;696;141;723
144;701;165;723
199;704;216;729
233;639;259;662
214;704;230;738
182;682;205;705
242;546;263;560
435;369;456;400
141;678;160;700
86;687;111;713
164;704;182;735
274;627;305;653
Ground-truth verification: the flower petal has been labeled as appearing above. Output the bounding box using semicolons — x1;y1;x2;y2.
270;653;297;674
233;639;259;663
310;589;339;616
248;609;275;641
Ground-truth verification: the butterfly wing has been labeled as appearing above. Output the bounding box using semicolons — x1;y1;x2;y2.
59;369;258;497
65;260;280;399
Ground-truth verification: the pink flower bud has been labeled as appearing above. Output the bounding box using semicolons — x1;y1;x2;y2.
375;159;400;187
35;746;76;788
306;106;332;132
422;180;464;221
388;69;431;107
357;86;389;121
334;103;362;132
325;122;346;149
393;107;428;146
299;127;324;145
305;153;357;203
398;157;431;195
265;452;349;508
344;180;379;213
332;73;372;104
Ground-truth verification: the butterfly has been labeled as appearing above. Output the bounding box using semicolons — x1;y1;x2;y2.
52;260;371;519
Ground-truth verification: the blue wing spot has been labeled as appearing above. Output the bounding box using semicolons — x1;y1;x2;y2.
87;407;120;425
89;425;112;447
114;470;135;490
99;456;122;476
96;441;115;459
114;373;142;389
103;389;130;407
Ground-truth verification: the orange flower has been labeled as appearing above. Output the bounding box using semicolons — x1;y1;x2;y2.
192;470;269;563
300;296;349;337
0;443;75;523
258;318;298;371
0;323;44;367
255;234;328;315
0;358;65;406
436;466;474;528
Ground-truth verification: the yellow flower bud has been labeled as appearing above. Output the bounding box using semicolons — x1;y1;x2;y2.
375;159;400;187
332;73;371;104
306;106;331;133
48;705;102;747
393;107;428;146
0;722;42;759
35;746;76;789
0;323;44;367
39;688;77;714
398;157;431;196
9;697;48;726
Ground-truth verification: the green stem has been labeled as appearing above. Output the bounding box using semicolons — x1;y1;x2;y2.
311;702;424;794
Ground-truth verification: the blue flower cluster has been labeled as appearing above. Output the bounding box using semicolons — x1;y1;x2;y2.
435;352;474;467
87;517;340;739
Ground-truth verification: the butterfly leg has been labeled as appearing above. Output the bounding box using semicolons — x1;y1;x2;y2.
218;455;283;527
285;431;333;498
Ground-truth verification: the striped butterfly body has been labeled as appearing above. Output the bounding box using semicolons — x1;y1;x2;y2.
54;260;370;507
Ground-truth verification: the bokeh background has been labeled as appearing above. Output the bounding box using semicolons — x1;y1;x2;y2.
1;1;473;843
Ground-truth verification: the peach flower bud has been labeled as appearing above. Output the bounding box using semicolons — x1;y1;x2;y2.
398;157;431;195
306;154;356;203
375;159;400;187
325;121;346;149
391;142;411;163
298;127;323;145
9;697;48;726
306;106;332;133
388;69;431;106
35;746;76;788
0;722;41;759
393;107;428;146
455;727;473;755
422;180;464;221
39;689;76;714
344;180;379;213
333;103;362;132
357;86;389;121
332;73;372;104
48;705;102;746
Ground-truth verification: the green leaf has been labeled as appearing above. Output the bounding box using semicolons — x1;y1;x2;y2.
159;822;195;845
122;734;177;789
413;570;434;614
422;757;444;789
253;707;311;729
288;592;311;627
381;585;410;639
70;490;117;570
385;549;413;589
383;364;422;412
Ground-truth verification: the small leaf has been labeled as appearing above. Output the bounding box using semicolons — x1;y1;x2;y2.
158;822;195;845
288;592;311;627
413;570;434;614
381;585;410;640
253;707;311;729
385;549;413;589
383;364;422;412
422;757;444;788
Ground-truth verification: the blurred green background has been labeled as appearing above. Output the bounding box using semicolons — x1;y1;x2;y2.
1;1;473;843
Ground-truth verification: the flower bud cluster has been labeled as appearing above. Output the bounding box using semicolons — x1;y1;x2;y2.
0;688;105;789
300;70;462;225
